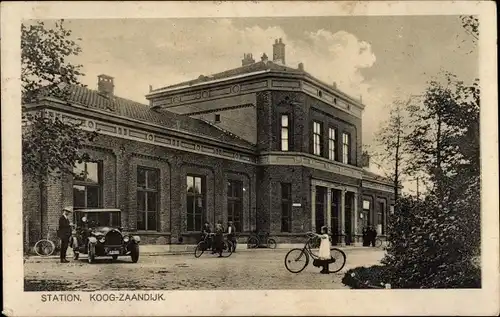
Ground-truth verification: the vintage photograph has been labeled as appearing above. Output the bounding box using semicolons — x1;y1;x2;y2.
2;1;498;316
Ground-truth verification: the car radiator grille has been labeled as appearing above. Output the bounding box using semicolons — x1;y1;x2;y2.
105;230;122;246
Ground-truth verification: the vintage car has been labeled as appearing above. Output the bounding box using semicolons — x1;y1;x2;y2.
71;208;140;263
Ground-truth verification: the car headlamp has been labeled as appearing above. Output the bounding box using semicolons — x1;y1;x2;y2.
99;236;105;243
123;236;130;243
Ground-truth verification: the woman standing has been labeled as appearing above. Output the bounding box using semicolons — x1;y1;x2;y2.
313;226;333;274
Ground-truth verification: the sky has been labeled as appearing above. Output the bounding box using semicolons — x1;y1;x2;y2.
49;16;477;194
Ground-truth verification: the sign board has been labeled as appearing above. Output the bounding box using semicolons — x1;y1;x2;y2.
292;203;302;207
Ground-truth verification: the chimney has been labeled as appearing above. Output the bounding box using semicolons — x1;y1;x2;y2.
272;38;286;65
242;53;255;66
261;53;268;63
298;62;304;71
97;74;114;96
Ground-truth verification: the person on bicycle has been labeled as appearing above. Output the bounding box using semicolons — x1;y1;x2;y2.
313;226;333;274
201;221;213;249
227;221;237;252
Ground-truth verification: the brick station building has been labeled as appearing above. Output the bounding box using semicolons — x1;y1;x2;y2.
23;39;395;247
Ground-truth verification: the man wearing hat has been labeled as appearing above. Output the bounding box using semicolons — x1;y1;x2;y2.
58;206;73;263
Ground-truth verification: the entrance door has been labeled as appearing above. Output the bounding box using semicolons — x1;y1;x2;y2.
315;186;326;233
331;189;340;245
344;192;353;245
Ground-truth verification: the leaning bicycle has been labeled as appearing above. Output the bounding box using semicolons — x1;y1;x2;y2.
247;231;277;249
284;232;346;274
34;234;58;256
194;233;234;258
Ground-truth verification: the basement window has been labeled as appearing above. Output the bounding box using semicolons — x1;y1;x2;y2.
214;114;221;123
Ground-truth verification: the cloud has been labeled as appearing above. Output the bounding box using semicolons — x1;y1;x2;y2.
69;18;383;143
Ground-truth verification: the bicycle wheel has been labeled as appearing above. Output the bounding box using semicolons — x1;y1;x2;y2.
284;248;309;273
220;241;233;258
194;241;206;258
266;238;277;249
34;239;56;256
375;238;383;248
247;236;258;249
329;248;346;273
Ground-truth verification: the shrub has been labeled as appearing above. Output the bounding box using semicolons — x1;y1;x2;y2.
342;265;391;289
381;196;481;288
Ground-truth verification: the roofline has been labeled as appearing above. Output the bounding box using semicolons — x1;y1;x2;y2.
147;69;272;96
146;69;366;110
27;97;256;153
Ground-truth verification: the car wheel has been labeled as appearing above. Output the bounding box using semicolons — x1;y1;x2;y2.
88;243;96;264
112;255;118;260
130;244;139;263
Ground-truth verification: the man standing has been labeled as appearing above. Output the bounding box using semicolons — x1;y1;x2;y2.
58;206;73;263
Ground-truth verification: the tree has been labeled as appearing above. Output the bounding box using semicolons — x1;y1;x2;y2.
460;15;479;44
22;20;97;245
22;19;97;181
371;99;412;207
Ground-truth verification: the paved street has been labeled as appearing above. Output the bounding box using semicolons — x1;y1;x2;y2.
24;248;385;291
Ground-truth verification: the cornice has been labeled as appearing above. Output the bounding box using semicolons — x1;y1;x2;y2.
25;100;255;154
147;72;365;117
40;108;258;166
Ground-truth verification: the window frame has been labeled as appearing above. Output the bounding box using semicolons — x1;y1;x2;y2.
136;167;159;231
313;121;323;156
328;127;337;161
280;114;290;152
227;179;244;232
280;183;292;233
342;132;351;164
72;161;103;210
186;174;206;232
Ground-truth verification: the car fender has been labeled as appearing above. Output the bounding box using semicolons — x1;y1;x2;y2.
131;236;141;243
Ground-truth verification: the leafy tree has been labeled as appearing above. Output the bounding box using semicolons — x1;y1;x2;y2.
22;19;97;181
460;15;479;44
22;20;97;245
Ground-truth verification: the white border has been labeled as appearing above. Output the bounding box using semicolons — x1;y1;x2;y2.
2;1;498;316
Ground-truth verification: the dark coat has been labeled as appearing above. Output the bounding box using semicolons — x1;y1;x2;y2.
58;215;72;239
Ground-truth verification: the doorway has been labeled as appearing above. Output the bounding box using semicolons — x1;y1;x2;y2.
315;186;326;233
330;189;340;245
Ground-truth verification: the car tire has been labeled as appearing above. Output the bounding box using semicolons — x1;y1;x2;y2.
130;244;139;263
88;243;96;264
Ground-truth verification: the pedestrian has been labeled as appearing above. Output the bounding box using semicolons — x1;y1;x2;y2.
57;206;73;263
213;222;224;257
312;226;333;274
227;221;236;252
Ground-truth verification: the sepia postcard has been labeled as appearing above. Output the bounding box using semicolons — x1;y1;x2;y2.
1;1;499;316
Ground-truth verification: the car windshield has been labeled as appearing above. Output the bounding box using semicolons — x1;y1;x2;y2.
75;211;121;227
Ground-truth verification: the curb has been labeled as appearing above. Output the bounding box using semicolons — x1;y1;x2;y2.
24;246;381;262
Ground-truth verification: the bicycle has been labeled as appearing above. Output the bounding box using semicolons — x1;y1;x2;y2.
284;232;346;274
247;231;277;249
194;233;234;258
33;234;58;256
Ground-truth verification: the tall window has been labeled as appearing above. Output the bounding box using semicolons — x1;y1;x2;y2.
362;199;371;228
377;199;386;235
342;132;350;164
313;121;322;156
137;167;159;231
227;180;243;232
281;114;289;151
328;128;337;161
73;161;102;209
187;175;205;231
281;183;292;232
